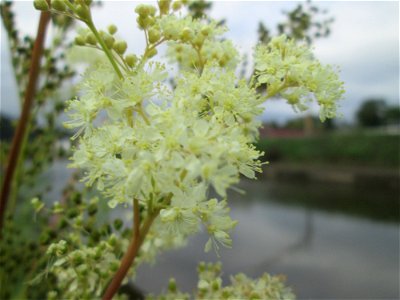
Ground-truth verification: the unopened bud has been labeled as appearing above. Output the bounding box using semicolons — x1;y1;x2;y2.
33;0;49;11
108;24;118;35
181;27;193;42
85;33;97;45
201;26;211;36
31;197;44;213
114;40;127;55
148;28;161;44
168;278;177;292
136;4;156;16
76;4;90;21
74;36;85;46
158;0;171;15
51;0;66;11
172;1;182;11
125;54;137;67
147;47;157;58
103;34;115;49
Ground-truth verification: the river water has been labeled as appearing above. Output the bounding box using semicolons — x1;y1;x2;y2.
135;179;399;299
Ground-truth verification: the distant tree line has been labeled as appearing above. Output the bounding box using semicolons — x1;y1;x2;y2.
356;98;400;127
264;98;400;131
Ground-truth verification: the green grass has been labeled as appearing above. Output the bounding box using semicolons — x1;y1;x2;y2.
256;133;400;168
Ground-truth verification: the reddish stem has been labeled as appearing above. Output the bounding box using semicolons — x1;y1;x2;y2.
0;11;51;234
102;201;159;300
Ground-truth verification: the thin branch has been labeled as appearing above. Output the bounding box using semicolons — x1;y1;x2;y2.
0;11;51;234
102;199;148;300
102;194;172;299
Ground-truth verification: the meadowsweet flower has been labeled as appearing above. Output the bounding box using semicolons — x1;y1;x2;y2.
149;262;295;300
56;4;344;290
255;35;344;121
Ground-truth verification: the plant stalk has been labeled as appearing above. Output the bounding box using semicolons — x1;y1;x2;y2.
102;200;160;300
0;11;51;234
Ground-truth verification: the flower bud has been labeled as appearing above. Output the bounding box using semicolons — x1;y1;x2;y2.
181;27;193;42
33;0;49;11
51;0;66;11
71;191;82;204
212;280;220;291
136;16;146;29
158;0;171;15
103;34;115;49
47;291;58;300
125;54;138;67
172;1;182;11
198;262;206;272
135;4;155;17
201;26;211;36
148;28;161;44
85;33;97;45
148;5;157;16
193;35;205;48
71;252;84;266
114;40;127;55
87;203;98;216
108;24;118;35
31;197;44;213
134;4;145;16
52;201;64;213
113;218;124;230
76;4;90;21
108;234;118;246
168;278;177;292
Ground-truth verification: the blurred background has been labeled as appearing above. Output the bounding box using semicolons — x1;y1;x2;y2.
1;1;399;299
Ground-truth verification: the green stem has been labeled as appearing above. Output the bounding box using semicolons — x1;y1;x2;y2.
86;21;123;79
137;107;150;125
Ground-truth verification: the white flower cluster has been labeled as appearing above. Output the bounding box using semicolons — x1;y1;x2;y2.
159;15;238;69
255;35;345;121
66;58;263;251
147;262;295;300
37;0;344;297
45;237;128;300
63;1;344;257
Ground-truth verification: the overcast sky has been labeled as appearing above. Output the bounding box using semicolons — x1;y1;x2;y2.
1;1;399;124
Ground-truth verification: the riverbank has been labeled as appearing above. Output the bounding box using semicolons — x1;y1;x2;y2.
262;162;399;190
256;133;399;168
